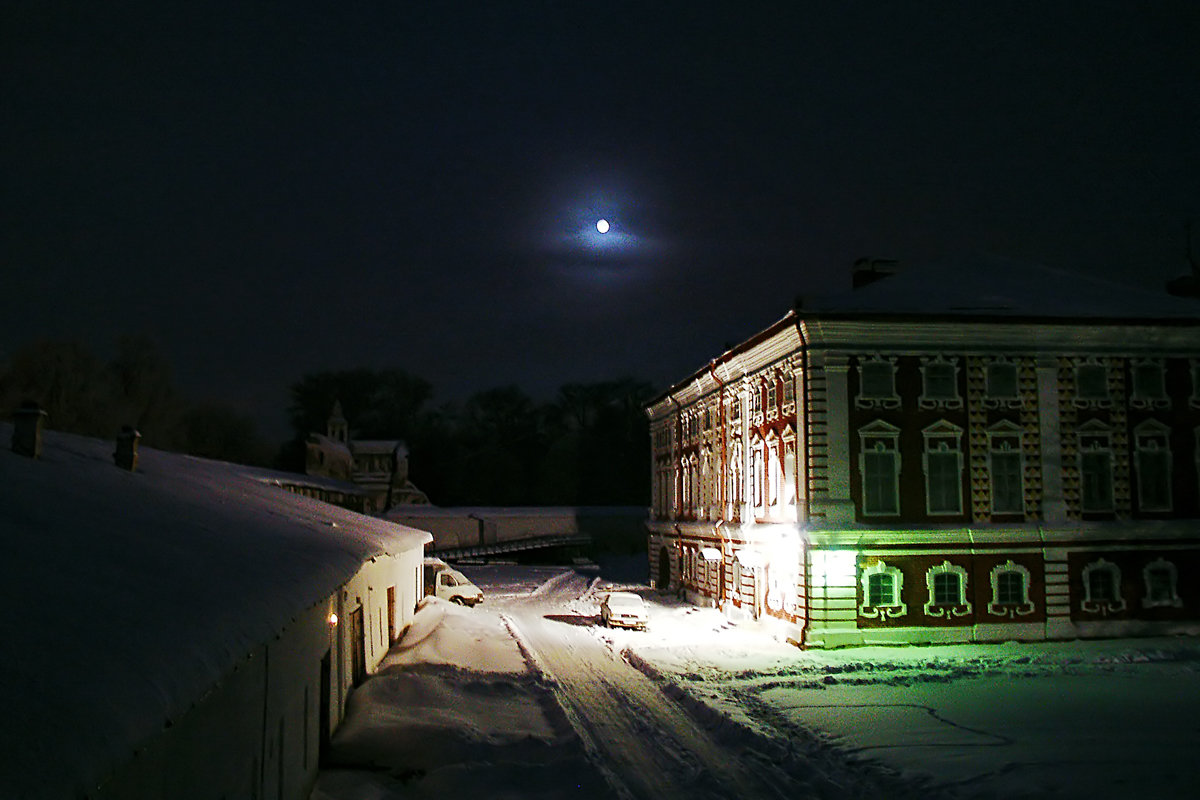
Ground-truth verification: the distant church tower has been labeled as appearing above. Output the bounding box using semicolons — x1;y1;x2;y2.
327;401;349;444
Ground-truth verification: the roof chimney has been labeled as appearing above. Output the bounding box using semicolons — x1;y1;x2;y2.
114;425;141;471
11;401;48;459
852;257;899;289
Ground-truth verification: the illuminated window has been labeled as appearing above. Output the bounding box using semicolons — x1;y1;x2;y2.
860;561;907;618
1131;359;1168;408
856;356;900;409
1075;359;1110;405
987;560;1034;617
1142;558;1182;608
868;572;895;606
923;561;972;617
987;421;1024;515
919;356;961;410
859;420;901;516
923;420;964;516
1078;420;1114;513
1133;419;1172;512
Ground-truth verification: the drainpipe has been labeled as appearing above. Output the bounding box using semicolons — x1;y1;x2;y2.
796;318;811;649
708;360;728;518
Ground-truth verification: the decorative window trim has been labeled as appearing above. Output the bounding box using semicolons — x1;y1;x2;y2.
1142;558;1183;608
1130;358;1170;410
922;420;964;516
859;419;901;517
1073;357;1112;409
860;561;907;618
782;374;796;416
1133;419;1173;512
767;380;778;421
918;355;963;410
1078;419;1115;513
1081;558;1126;615
855;355;901;410
984;357;1022;409
987;420;1025;516
987;561;1035;618
924;560;972;618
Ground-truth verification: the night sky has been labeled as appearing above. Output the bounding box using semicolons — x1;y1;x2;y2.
4;2;1199;439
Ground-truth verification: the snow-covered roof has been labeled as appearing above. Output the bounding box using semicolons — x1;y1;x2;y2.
803;254;1200;320
351;439;403;455
0;424;431;798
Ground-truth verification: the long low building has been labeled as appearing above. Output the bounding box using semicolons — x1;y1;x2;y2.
647;256;1200;648
0;420;431;799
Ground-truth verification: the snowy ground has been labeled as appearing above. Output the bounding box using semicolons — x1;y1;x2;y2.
312;561;1200;800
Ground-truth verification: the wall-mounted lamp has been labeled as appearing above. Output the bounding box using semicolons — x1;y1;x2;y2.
327;613;339;627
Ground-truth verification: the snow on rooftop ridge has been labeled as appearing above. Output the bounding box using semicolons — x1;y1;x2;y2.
806;253;1200;320
0;423;430;797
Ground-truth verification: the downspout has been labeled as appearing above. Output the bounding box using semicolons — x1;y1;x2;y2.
669;393;682;521
708;360;728;518
796;318;811;649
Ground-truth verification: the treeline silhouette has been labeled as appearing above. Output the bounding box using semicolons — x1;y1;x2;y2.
279;369;653;507
1;338;653;507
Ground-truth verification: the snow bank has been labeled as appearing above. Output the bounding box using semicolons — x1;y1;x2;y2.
378;597;526;673
317;592;609;799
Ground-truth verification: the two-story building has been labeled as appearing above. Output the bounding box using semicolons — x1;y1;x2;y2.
646;255;1200;647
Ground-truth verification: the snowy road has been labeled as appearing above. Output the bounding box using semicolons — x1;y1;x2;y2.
502;575;793;800
493;569;936;800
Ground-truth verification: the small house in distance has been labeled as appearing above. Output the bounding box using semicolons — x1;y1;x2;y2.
0;422;431;799
646;255;1200;648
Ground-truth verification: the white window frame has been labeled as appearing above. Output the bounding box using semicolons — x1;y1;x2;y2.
1133;419;1173;512
859;419;901;516
984;357;1022;409
859;561;907;619
1142;557;1183;608
987;560;1035;617
922;420;964;516
1074;358;1112;408
924;560;972;618
1078;419;1115;513
919;355;962;410
1130;358;1169;409
855;355;901;410
1081;558;1126;614
987;420;1025;515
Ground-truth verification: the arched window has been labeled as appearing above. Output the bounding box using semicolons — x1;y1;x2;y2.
1077;420;1115;513
1081;558;1126;614
1142;558;1182;608
987;560;1034;617
860;420;901;516
924;561;972;618
923;421;964;516
985;420;1024;515
1133;419;1172;512
859;561;906;619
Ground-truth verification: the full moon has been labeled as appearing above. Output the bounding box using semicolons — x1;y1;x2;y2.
596;219;610;234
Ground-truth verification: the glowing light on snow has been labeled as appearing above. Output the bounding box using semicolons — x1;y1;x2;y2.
596;218;610;234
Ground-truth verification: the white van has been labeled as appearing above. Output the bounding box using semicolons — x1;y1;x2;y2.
422;558;484;607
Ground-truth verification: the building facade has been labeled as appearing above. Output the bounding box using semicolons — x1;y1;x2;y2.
646;257;1200;647
306;401;429;512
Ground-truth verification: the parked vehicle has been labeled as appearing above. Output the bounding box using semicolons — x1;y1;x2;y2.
599;591;648;630
423;558;484;607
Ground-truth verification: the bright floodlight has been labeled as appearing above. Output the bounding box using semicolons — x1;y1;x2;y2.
596;219;610;234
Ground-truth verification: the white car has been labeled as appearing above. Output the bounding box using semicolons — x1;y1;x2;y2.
599;591;648;630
